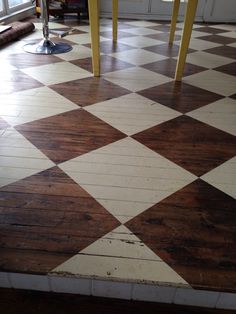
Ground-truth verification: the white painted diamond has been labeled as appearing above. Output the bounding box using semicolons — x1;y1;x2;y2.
85;93;180;135
21;62;92;85
0;128;55;187
201;157;236;199
0;86;79;126
52;225;189;286
59;137;196;223
187;97;236;136
104;67;172;92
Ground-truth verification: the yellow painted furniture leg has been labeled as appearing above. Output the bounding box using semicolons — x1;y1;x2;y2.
88;0;100;76
112;0;119;42
175;0;198;81
169;0;180;45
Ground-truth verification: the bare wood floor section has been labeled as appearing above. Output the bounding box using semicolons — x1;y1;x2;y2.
15;109;126;163
132;115;236;176
0;70;43;95
138;82;223;113
50;77;131;106
126;180;236;292
0;167;120;273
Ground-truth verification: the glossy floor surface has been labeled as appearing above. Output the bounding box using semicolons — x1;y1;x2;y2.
0;16;235;296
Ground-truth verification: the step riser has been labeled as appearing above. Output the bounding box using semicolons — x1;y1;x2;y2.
0;271;235;310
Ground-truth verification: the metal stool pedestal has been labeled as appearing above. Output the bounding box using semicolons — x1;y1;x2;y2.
23;0;72;55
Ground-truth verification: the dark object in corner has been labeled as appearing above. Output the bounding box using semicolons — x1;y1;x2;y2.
0;21;35;47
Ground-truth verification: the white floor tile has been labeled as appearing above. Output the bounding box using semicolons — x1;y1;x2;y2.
0;60;17;72
33;22;70;30
175;29;210;38
21;62;92;85
116;36;165;48
22;30;45;41
52;254;189;286
100;18;113;25
0;128;55;187
175;38;221;51
59;137;196;222
57;45;92;61
201;157;236;199
85;93;178;135
173;22;206;30
65;33;109;44
124;21;159;27
74;25;110;33
187;97;236;136
221;31;236;39
104;67;172;92
0;41;26;57
124;27;162;36
185;51;234;68
111;49;167;65
211;24;236;31
0;86;78;126
80;225;162;261
184;70;236;96
227;43;236;48
96;199;153;224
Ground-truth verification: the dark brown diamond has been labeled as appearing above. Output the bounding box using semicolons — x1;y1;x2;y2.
138;81;223;113
132;115;236;176
0;167;120;273
50;77;131;107
126;179;236;291
16;109;126;164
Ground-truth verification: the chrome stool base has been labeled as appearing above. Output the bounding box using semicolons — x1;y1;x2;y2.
23;39;72;55
23;0;72;55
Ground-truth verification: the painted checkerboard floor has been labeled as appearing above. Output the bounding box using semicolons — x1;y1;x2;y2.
0;16;235;308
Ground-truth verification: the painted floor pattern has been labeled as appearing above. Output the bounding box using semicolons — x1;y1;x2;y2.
0;15;235;307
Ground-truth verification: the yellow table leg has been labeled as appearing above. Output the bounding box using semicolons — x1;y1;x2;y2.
169;0;180;45
175;0;198;81
112;0;119;42
88;0;100;76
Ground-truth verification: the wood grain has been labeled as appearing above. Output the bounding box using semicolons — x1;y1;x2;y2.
132;115;236;176
142;58;206;78
138;81;223;113
0;167;120;273
50;77;131;107
71;55;134;74
16;109;126;163
126;179;236;292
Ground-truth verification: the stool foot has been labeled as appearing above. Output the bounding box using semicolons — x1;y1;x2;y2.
23;39;72;55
